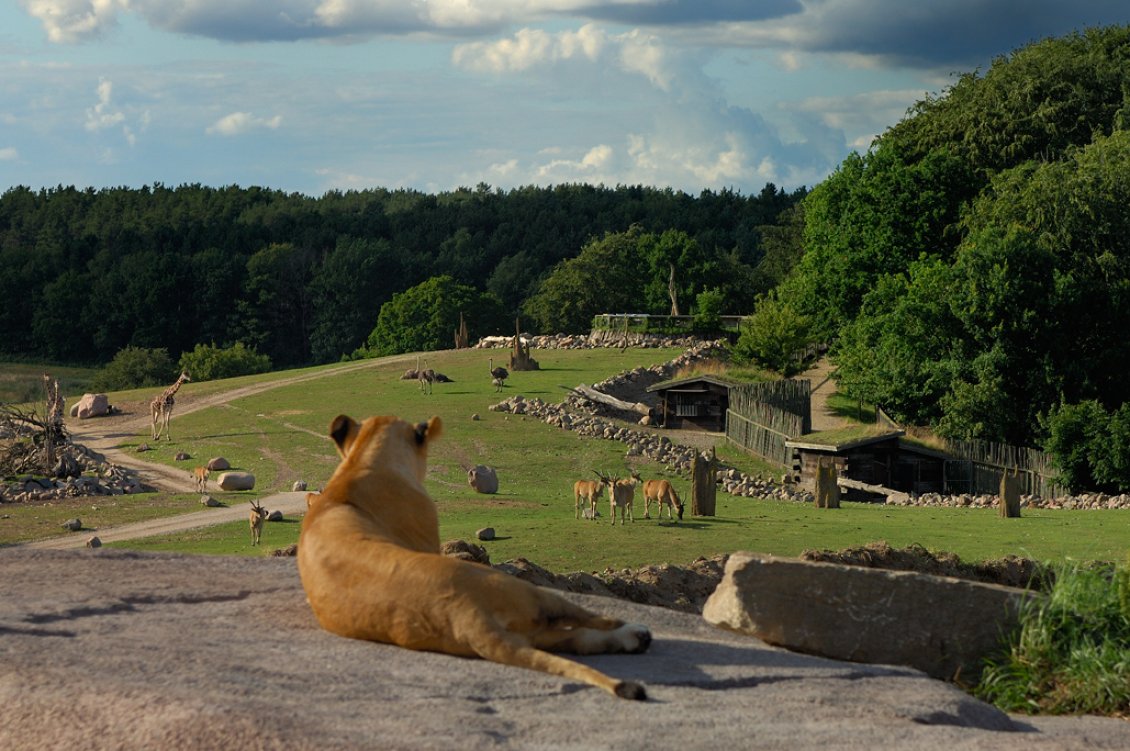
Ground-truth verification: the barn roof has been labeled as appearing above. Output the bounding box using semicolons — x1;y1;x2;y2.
646;374;739;393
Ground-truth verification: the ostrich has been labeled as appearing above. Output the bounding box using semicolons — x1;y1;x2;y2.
418;358;436;395
489;358;509;392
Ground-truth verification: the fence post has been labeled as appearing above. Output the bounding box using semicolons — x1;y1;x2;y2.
814;459;841;509
999;468;1022;518
692;447;717;516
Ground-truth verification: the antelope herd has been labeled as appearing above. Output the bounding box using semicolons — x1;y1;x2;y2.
585;470;683;525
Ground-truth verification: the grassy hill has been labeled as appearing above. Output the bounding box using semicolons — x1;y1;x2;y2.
3;347;1128;569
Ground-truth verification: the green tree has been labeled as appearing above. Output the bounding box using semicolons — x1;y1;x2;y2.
235;243;314;367
732;294;813;376
522;228;647;333
367;275;507;356
92;346;175;391
178;342;271;382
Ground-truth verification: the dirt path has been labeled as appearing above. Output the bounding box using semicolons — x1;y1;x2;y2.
798;357;846;432
22;355;418;550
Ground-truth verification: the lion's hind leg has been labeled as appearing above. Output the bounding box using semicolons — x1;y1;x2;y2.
472;630;648;701
525;589;652;655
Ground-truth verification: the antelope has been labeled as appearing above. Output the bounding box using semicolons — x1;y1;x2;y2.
642;478;684;521
191;466;210;493
249;500;268;545
598;470;642;525
573;475;607;520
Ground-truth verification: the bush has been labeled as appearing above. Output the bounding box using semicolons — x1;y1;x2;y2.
693;289;724;334
976;559;1130;716
178;342;272;382
732;294;813;377
91;347;175;391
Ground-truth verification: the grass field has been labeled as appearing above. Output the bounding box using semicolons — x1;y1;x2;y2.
4;347;1128;570
0;361;98;404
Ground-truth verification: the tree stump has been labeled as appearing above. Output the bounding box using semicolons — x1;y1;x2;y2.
509;318;540;371
814;460;841;509
453;312;470;349
999;469;1022;518
692;447;717;517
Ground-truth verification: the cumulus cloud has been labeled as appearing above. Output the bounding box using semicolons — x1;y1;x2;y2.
0;147;19;161
84;78;125;131
453;23;677;89
206;112;283;136
20;0;125;43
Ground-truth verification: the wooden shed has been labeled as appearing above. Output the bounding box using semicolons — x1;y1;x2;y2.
785;431;948;497
646;375;734;432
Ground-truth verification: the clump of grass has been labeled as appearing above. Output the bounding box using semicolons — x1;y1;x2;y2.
976;555;1130;717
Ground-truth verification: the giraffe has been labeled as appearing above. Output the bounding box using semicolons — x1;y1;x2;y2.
151;371;190;441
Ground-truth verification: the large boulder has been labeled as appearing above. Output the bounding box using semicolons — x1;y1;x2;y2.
206;457;231;472
216;472;255;491
74;393;110;419
703;552;1037;681
2;549;1127;750
467;465;498;494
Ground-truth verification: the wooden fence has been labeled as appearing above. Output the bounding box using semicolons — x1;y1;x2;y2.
726;380;812;466
939;437;1062;498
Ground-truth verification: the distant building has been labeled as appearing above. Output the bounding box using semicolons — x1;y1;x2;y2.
646;375;736;432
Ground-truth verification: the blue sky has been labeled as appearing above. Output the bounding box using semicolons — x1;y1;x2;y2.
1;1;1127;196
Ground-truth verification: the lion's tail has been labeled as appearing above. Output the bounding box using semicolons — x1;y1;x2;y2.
474;637;647;701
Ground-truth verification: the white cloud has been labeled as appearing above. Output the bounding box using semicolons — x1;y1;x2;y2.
206;112;283;136
0;147;19;161
453;23;675;89
84;78;124;132
20;0;126;43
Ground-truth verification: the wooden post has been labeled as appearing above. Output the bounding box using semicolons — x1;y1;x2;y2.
692;447;717;516
999;468;1022;518
508;318;540;371
453;311;469;349
814;459;841;509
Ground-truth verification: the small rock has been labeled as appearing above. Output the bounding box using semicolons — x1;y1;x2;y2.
61;518;82;532
467;465;498;494
207;457;231;472
136;443;151;453
292;481;307;492
476;527;496;541
471;413;480;421
267;509;284;522
174;452;191;461
200;495;222;507
85;536;102;548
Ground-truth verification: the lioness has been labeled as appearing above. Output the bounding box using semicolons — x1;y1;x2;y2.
298;414;651;700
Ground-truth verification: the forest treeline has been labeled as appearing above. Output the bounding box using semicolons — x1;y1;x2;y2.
0;181;801;368
762;24;1130;491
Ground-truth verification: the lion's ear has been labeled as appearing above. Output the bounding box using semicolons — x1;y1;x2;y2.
426;415;443;442
414;416;443;446
329;415;358;458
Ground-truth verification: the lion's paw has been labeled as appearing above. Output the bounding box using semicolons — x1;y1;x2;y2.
617;623;652;654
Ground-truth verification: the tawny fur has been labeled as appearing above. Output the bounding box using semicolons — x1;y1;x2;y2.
602;471;641;525
192;466;209;493
249;500;267;545
642;479;684;521
298;414;651;700
572;478;606;520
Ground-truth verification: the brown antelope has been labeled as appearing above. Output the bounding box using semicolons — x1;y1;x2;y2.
191;466;210;493
598;470;641;525
642;478;684;521
249;500;268;545
573;475;607;520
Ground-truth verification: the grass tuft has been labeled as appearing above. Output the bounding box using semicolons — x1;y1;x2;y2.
976;555;1130;716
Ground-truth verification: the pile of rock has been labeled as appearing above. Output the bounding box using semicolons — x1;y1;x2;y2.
475;332;720;351
889;491;1130;511
0;445;150;503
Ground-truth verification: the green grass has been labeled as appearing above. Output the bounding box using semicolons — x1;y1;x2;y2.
976;557;1130;716
0;362;99;404
6;347;1129;575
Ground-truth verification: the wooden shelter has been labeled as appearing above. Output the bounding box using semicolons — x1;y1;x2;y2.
647;375;735;432
784;431;949;498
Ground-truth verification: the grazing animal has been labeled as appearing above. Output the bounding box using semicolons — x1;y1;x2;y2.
489;358;509;392
192;466;210;493
249;499;268;545
573;476;607;520
598;470;641;525
151;371;190;441
642;479;684;521
298;414;651;700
